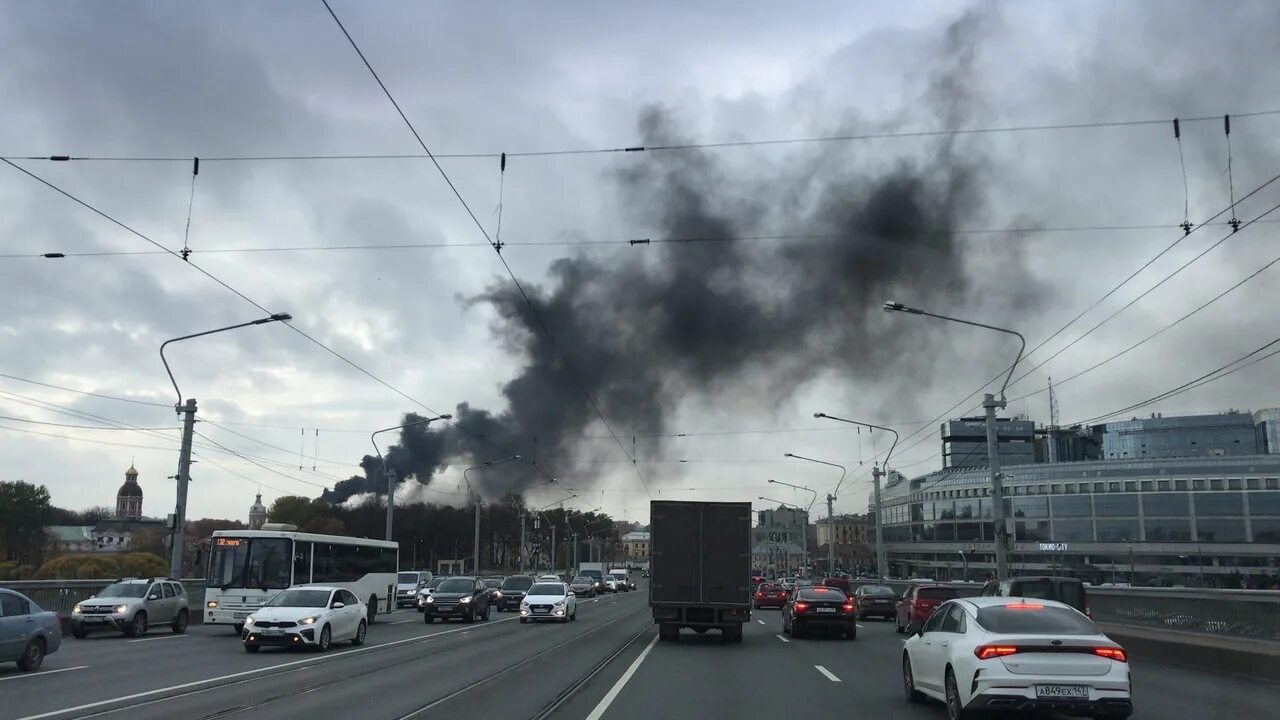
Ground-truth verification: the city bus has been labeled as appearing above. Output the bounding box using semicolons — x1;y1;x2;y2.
204;529;398;633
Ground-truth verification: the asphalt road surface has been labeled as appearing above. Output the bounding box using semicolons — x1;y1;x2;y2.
2;586;1276;720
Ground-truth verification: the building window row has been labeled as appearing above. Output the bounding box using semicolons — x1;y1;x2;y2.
883;516;1270;544
898;476;1280;506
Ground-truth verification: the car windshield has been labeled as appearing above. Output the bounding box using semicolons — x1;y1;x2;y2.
484;578;503;588
97;583;149;598
572;576;591;584
398;573;421;583
976;604;1099;634
426;577;445;589
436;579;475;593
918;587;960;600
265;589;331;608
502;576;534;591
859;585;894;595
528;584;565;596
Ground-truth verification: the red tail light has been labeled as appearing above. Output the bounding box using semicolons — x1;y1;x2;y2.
1094;647;1127;662
794;602;809;613
842;602;854;613
975;645;1020;660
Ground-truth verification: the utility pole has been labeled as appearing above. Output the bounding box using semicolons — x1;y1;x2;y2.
472;491;481;575
385;468;397;541
826;493;836;576
520;511;527;573
551;525;557;576
983;392;1011;579
871;463;887;583
169;398;196;579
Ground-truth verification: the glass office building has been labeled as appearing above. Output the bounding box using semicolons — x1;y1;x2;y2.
877;454;1280;587
1100;411;1257;459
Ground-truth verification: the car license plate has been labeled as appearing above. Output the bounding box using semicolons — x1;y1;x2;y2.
815;607;837;614
1035;685;1089;699
534;608;549;614
83;617;105;624
264;628;284;636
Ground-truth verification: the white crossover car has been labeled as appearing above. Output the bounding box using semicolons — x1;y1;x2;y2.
243;586;368;652
902;596;1132;720
520;582;577;623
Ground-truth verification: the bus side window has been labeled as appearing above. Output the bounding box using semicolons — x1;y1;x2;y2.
293;541;313;584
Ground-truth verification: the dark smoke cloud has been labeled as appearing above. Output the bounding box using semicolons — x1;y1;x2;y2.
323;9;1041;505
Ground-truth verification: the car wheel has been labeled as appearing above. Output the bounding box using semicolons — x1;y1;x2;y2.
520;617;528;624
16;638;45;672
71;624;88;639
903;653;925;703
895;615;904;634
945;667;970;720
352;620;367;646
233;623;244;635
465;610;476;624
317;624;332;652
571;609;577;621
244;644;260;653
171;609;189;634
424;613;434;624
367;596;378;625
844;625;857;641
793;620;804;638
124;611;147;637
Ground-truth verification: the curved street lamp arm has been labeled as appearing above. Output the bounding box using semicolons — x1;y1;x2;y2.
810;414;900;478
159;313;292;409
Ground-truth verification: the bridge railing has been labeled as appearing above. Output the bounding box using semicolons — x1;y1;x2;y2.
1;579;208;618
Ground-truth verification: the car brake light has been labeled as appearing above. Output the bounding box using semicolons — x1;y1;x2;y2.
794;602;809;613
842;602;854;613
975;645;1020;660
1005;602;1044;610
1094;647;1127;662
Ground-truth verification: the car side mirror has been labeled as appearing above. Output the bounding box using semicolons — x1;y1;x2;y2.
568;591;575;597
149;594;160;600
906;620;924;636
332;602;346;609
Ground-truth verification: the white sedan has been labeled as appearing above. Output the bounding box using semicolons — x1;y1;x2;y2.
901;596;1132;720
519;582;578;623
243;586;368;652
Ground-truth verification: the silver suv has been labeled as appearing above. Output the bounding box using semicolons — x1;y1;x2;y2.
71;579;190;638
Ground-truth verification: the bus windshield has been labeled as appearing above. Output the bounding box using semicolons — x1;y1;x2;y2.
207;537;291;590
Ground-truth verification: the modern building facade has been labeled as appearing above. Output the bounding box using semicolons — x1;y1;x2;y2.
943;418;1035;468
876;410;1280;588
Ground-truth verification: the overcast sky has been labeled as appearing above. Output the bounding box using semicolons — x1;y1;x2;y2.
2;0;1279;526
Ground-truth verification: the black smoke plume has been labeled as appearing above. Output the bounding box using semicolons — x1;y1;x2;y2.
323;12;1039;504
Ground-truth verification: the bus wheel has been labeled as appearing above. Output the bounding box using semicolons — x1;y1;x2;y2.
367;596;378;624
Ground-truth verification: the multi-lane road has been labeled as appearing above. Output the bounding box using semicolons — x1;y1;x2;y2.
2;586;1276;720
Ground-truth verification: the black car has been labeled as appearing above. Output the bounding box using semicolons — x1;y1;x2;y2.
495;575;535;612
482;577;505;605
980;576;1090;617
851;584;897;620
423;577;492;623
782;585;856;640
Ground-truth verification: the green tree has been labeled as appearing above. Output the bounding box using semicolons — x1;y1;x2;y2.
0;480;54;564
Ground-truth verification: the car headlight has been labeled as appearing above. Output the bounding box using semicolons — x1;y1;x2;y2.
207;600;218;609
494;591;503;598
424;596;434;604
115;605;129;614
244;617;255;627
458;596;471;603
554;600;566;607
73;605;82;614
300;616;319;625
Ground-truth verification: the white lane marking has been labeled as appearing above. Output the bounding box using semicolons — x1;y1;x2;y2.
815;665;841;682
584;633;659;720
388;619;418;625
0;666;88;683
127;634;190;643
16;615;520;720
757;620;765;625
856;624;864;628
775;634;790;643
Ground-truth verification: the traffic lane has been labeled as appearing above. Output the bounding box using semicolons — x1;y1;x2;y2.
552;611;858;720
0;609;483;720
42;590;650;720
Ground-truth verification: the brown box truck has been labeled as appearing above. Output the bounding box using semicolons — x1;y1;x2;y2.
649;500;751;643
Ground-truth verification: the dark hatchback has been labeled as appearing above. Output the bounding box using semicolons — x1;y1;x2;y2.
423;577;491;623
495;575;535;612
981;576;1090;617
851;584;897;620
782;586;856;640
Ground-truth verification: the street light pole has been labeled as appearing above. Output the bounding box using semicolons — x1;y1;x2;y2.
883;301;1025;580
463;455;521;575
778;457;845;577
159;312;291;579
808;416;899;585
371;414;452;541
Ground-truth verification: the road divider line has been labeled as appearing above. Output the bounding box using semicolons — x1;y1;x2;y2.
815;665;841;682
388;619;418;625
776;634;790;643
757;620;765;625
126;634;190;643
584;634;659;720
0;666;88;683
856;624;864;628
16;615;521;720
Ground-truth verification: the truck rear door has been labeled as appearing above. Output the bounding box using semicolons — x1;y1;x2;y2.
701;503;751;605
651;501;698;604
